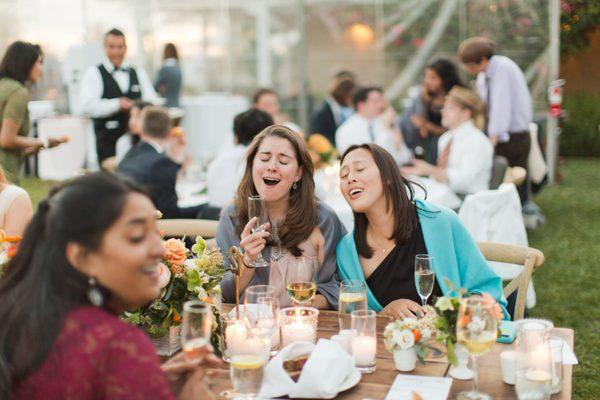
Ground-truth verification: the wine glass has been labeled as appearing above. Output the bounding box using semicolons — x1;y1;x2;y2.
456;296;499;400
338;279;367;331
285;257;318;305
180;300;212;359
248;195;269;268
414;254;435;307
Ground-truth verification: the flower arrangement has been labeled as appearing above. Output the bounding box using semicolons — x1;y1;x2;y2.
123;236;225;343
307;134;337;168
0;230;20;277
383;311;438;363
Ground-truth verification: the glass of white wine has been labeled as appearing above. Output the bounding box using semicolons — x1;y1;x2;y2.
180;300;212;359
248;195;269;268
414;254;435;307
456;296;499;400
338;279;367;331
285;257;318;305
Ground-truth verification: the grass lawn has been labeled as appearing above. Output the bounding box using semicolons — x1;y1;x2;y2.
19;158;600;398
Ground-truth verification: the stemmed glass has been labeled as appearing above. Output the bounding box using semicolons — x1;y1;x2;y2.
180;300;212;359
456;296;499;400
285;257;318;305
414;254;435;307
338;279;367;331
248;195;269;268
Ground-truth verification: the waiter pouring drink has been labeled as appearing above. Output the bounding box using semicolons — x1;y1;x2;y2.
80;28;158;166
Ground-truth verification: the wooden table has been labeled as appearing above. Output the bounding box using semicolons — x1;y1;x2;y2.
205;309;574;399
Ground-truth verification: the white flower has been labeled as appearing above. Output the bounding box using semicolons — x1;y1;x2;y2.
184;259;198;273
394;329;416;350
403;318;418;329
421;328;432;340
157;262;171;289
435;296;454;312
195;286;208;300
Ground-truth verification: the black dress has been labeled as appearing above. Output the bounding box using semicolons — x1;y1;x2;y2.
365;220;443;307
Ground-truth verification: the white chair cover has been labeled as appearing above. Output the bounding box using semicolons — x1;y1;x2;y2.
458;183;536;308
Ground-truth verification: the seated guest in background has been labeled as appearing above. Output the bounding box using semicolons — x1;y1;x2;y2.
0;173;222;399
118;106;219;220
309;76;356;144
0;166;32;237
336;86;411;165
336;144;508;319
402;87;493;197
217;125;345;309
115;100;151;163
399;58;463;163
253;88;303;135
207;108;273;208
154;43;182;108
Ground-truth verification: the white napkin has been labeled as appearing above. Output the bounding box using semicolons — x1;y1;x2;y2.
259;339;357;399
561;339;578;365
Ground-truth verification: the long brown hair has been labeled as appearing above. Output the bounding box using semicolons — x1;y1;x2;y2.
340;144;421;259
234;125;317;257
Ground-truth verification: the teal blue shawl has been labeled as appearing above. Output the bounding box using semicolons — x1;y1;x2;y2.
336;199;509;319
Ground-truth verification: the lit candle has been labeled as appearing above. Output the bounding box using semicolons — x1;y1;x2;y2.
281;321;316;346
351;335;377;366
225;321;247;356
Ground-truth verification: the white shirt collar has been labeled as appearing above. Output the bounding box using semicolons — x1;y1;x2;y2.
143;138;164;154
102;58;130;73
164;58;178;66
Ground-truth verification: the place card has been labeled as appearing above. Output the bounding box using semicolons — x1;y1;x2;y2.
384;375;452;400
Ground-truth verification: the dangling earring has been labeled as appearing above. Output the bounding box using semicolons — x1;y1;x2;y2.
87;277;104;307
292;181;298;190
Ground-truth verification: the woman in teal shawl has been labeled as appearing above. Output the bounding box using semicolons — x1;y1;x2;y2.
336;144;508;319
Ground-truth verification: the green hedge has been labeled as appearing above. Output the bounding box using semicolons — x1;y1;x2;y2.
560;93;600;157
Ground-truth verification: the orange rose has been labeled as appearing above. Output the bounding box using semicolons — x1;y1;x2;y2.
308;134;332;154
163;239;187;266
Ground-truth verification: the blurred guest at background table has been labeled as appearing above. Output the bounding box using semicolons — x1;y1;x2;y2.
336;144;508;320
115;100;151;163
336;86;411;166
154;43;182;108
207;108;273;208
118;106;219;220
399;58;463;164
0;166;32;237
217;125;345;309
402;87;492;199
0;41;66;183
309;76;356;144
253;88;303;135
80;28;158;165
0;173;222;399
459;36;532;204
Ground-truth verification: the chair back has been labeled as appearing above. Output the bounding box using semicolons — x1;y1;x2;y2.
477;241;544;320
158;219;218;239
489;155;508;190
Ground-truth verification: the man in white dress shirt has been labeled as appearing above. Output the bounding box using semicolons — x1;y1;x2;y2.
335;86;411;165
207;108;273;207
80;28;158;165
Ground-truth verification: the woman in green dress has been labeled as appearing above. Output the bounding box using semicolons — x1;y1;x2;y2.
0;41;66;182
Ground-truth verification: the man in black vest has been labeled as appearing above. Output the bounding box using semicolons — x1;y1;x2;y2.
80;28;158;166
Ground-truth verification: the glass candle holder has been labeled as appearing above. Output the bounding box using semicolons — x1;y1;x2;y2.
220;314;249;362
279;307;319;347
351;309;377;373
515;319;554;400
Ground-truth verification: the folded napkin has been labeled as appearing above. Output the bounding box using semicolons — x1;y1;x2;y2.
259;339;357;399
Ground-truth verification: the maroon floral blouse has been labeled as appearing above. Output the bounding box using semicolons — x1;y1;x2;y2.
13;306;174;399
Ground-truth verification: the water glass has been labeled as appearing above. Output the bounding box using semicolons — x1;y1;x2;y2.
244;285;280;353
229;345;267;400
338;279;367;331
248;195;269;268
350;309;377;373
414;254;435;307
180;301;212;359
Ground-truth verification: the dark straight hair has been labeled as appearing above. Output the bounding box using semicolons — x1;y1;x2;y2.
340;144;421;259
0;173;146;395
0;41;42;84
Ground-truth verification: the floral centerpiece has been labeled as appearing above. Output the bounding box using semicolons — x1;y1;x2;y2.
0;230;20;277
307;134;337;169
123;236;226;355
383;311;438;371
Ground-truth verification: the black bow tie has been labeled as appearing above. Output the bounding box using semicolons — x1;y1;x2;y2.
112;66;128;73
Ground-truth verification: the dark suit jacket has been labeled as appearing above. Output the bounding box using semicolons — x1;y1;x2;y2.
117;141;200;219
309;101;337;144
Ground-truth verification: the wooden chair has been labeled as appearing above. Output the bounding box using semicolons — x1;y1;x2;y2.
158;219;218;239
477;242;545;320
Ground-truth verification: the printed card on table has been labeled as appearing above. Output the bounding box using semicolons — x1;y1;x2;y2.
384;374;452;400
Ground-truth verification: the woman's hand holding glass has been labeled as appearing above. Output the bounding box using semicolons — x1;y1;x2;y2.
240;217;270;268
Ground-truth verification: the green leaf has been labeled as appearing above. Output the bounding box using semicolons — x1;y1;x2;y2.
187;268;202;292
192;236;206;256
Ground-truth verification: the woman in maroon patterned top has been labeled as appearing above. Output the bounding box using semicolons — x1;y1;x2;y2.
0;173;221;399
